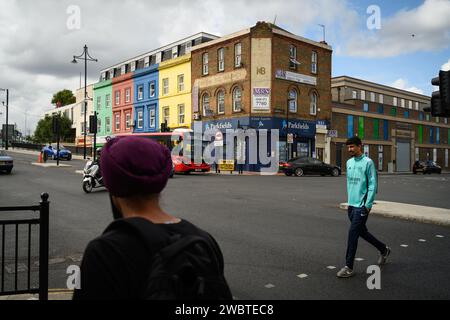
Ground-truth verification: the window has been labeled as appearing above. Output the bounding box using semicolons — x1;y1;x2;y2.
445;118;448;125
373;119;379;139
311;51;318;74
125;88;130;103
361;90;366;101
370;92;375;102
404;110;409;118
163;107;170;124
383;120;389;140
377;104;384;114
379;94;384;104
177;74;184;92
418;125;423;144
233;87;242;112
363;103;369;112
202;94;210;116
115;113;120;131
347;115;354;138
105;94;111;107
96;97;101;111
217;90;225;114
144;56;150;68
202;53;209;75
393;97;398;106
401;99;405;108
408;100;413;109
115;90;120;105
310;92;317;115
149;108;156;128
426;114;430;121
137;85;144;100
235;43;242;67
218;48;225;72
137;111;143;129
436;127;440;144
430;127;434;144
289;45;297;69
81;122;86;134
178;104;185;124
419;112;424;121
415;102;419;110
390;107;397;116
105;117;111;132
288;89;297;113
150;81;156;97
352;90;357;99
121;65;126;75
436;117;440;123
125;113;131;129
163;78;169;95
97;118;102;133
358;117;365;139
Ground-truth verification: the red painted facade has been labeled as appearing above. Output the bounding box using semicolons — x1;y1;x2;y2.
112;73;134;135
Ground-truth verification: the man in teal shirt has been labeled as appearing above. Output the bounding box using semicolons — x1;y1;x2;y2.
337;136;391;278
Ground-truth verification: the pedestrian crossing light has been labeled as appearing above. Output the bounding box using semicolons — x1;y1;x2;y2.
425;70;450;117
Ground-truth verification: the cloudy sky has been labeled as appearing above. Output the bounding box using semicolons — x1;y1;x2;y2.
0;0;449;135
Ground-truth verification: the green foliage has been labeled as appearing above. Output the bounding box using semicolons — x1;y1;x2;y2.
33;115;73;143
51;89;76;106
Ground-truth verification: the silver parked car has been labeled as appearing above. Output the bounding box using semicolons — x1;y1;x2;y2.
0;150;13;174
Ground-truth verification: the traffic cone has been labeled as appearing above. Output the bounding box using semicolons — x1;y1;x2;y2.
38;153;42;163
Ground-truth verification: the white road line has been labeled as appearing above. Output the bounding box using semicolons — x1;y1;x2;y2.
400;244;409;248
326;266;337;270
264;284;275;289
355;258;364;261
436;235;444;238
297;274;308;279
418;239;427;242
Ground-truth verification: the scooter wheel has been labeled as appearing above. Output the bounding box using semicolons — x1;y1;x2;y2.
83;181;93;193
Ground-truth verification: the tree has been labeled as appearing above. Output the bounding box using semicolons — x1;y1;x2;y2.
51;89;76;107
33;115;73;144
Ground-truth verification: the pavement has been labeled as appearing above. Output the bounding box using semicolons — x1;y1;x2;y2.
340;201;450;226
1;151;450;300
0;290;73;300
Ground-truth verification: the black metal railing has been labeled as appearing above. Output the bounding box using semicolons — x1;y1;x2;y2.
0;193;49;300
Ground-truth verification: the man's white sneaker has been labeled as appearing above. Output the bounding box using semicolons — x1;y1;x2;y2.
336;266;354;278
378;246;391;265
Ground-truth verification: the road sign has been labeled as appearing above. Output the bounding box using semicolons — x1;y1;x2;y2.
219;159;235;172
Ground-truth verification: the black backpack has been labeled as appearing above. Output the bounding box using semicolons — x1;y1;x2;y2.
117;218;233;300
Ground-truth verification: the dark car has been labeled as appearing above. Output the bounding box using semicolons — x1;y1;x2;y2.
413;160;442;174
0;150;13;174
281;157;341;177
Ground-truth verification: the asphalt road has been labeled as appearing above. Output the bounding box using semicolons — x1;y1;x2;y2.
1;150;449;299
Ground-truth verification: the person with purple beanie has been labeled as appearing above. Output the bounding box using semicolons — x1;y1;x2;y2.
73;136;232;300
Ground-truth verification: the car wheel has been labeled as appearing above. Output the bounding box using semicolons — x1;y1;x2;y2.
6;169;12;174
331;168;340;177
294;168;304;177
82;180;93;193
67;155;72;161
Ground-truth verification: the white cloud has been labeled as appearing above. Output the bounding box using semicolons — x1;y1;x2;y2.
442;58;450;71
391;78;425;94
344;0;450;57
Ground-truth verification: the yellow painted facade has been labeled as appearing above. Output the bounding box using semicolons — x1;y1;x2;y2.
158;54;192;130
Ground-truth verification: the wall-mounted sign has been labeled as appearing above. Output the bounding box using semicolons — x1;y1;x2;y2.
275;70;317;86
327;130;338;138
252;88;271;111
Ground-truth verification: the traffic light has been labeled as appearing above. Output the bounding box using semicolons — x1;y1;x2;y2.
89;114;98;134
425;70;450;117
52;115;60;134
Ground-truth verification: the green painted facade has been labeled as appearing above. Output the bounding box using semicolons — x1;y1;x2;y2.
93;80;113;141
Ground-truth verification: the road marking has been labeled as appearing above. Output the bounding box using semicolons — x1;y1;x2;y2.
418;239;427;242
75;170;83;174
355;258;365;262
264;284;275;289
297;274;308;279
436;235;444;238
326;266;336;270
400;244;409;248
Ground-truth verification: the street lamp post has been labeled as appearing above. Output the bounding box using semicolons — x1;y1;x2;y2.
72;45;97;159
0;88;8;150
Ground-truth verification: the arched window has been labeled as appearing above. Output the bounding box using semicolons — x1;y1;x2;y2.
202;93;210;116
233;87;242;112
217;90;225;114
288;89;297;113
310;92;318;115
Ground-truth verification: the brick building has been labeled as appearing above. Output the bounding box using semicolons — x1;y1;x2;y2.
191;22;332;170
330;76;450;172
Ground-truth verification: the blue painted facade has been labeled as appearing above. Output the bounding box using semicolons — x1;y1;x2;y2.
133;65;159;133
